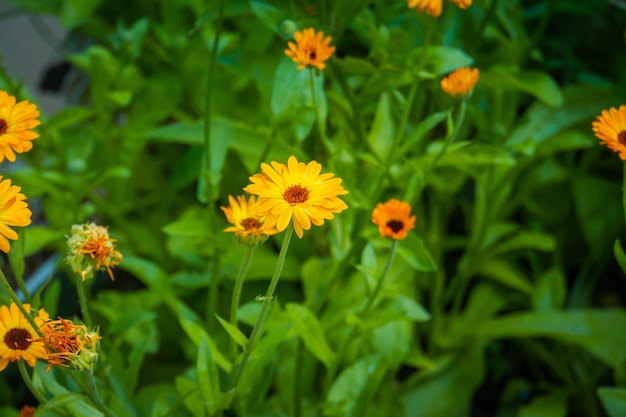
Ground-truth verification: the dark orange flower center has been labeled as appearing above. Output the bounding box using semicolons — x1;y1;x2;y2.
241;217;262;230
5;328;32;350
619;130;626;145
0;118;7;135
309;49;317;60
386;220;404;234
283;185;309;204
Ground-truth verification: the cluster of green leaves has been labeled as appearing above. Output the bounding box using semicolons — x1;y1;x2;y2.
0;0;625;416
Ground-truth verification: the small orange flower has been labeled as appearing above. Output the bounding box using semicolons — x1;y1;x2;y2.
66;223;123;281
441;67;480;98
220;195;277;245
19;405;36;417
372;199;416;240
37;317;101;372
592;105;626;160
284;28;336;70
0;91;40;162
407;0;472;17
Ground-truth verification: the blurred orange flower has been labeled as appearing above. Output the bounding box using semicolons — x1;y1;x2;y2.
441;67;480;98
0;91;40;162
284;28;336;70
372;199;416;240
592;105;626;160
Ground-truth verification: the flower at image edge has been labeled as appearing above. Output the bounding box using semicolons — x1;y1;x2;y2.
407;0;443;16
372;199;416;240
19;405;36;417
66;223;123;281
244;156;348;238
0;303;48;372
449;0;472;9
0;176;32;253
592;105;626;160
284;28;336;70
0;90;40;162
441;67;480;98
220;195;277;245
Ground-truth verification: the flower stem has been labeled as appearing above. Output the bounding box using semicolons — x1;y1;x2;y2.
431;100;467;168
309;68;332;156
0;267;41;336
18;361;48;405
229;245;256;361
323;239;399;396
86;369;120;417
76;278;93;328
231;224;294;390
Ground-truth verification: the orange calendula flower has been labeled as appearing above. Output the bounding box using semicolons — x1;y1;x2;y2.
372;199;416;240
0;303;48;372
284;28;336;70
36;317;100;372
220;195;278;245
441;67;480;98
19;405;36;417
66;223;123;281
244;156;348;238
0;176;32;253
0;91;40;162
407;0;472;17
592;105;626;160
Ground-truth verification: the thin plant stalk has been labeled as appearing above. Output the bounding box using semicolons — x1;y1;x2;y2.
86;369;120;417
309;68;333;156
231;224;295;389
0;267;41;335
229;244;256;361
431;100;468;167
76;278;93;328
18;361;48;405
323;239;399;396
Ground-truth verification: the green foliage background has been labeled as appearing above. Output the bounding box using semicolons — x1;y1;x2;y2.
0;0;625;416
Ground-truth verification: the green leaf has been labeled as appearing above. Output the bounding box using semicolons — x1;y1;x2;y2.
249;0;287;36
366;92;394;162
488;231;556;256
435;143;516;168
397;234;437;272
483;67;563;107
598;387;626;417
286;303;335;368
517;394;568;417
421;46;474;76
475;258;533;295
197;336;230;415
215;314;249;348
474;309;626;367
532;267;566;311
399;110;449;157
614;239;626;275
61;0;102;29
44;106;93;131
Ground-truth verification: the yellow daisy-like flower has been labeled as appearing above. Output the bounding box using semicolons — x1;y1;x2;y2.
372;199;416;240
592;105;626;160
0;91;40;163
284;28;336;70
0;303;48;372
243;156;348;238
66;223;123;281
407;0;472;17
0;176;32;253
36;317;101;372
441;67;480;98
220;195;278;245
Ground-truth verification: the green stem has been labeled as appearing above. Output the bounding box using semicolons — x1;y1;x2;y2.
323;239;399;396
293;340;304;417
229;245;256;361
18;361;48;405
310;68;333;156
231;224;294;389
474;0;499;42
431;100;467;168
76;278;93;328
0;267;41;336
86;369;120;417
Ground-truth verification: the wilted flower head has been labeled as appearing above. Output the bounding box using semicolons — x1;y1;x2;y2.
66;223;122;281
0;303;48;371
244;156;348;238
441;67;480;98
0;176;32;253
220;195;277;246
592;105;626;160
372;199;416;240
37;317;100;372
284;28;336;70
0;90;40;162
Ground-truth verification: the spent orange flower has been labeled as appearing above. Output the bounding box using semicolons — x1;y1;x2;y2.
407;0;472;17
0;176;32;253
441;67;480;98
37;317;101;371
592;105;626;160
372;199;416;240
243;156;348;238
0;91;40;162
19;405;36;417
66;223;123;281
284;28;336;70
221;195;278;245
0;303;48;371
